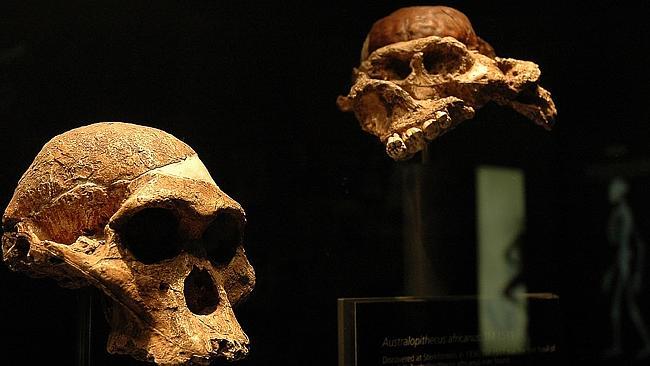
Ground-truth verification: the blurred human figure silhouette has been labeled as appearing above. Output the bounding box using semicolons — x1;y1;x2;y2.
602;177;650;359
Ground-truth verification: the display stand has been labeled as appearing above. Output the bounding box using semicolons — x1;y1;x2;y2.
77;289;93;366
339;146;561;365
401;146;449;296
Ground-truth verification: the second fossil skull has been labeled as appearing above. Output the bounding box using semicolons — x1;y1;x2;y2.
337;6;557;160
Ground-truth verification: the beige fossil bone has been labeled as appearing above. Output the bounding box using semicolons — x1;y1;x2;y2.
337;6;557;160
2;122;255;365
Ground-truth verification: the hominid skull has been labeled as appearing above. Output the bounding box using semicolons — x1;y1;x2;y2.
337;6;557;160
2;122;255;365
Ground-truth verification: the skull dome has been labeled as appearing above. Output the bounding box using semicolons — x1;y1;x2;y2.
337;6;557;160
2;122;255;365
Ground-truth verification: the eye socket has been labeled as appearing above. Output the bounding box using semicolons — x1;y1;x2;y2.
119;207;182;264
369;57;412;80
422;44;471;75
385;57;412;80
203;209;244;265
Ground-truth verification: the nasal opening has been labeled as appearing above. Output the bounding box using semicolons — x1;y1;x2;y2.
184;266;220;315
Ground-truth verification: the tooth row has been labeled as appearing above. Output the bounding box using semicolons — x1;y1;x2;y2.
423;111;451;140
403;127;425;154
386;133;409;160
385;126;425;160
385;111;453;161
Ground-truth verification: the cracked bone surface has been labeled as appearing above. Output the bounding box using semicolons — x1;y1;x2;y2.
337;6;557;161
1;122;255;365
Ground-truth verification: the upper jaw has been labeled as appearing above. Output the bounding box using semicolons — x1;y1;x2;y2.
338;78;475;160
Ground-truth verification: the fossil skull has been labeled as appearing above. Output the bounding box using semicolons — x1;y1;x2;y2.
337;6;557;160
1;122;255;365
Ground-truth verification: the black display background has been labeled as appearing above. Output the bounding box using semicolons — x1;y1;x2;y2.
1;1;648;365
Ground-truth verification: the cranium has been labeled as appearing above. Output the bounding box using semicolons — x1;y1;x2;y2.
337;6;557;160
1;122;255;365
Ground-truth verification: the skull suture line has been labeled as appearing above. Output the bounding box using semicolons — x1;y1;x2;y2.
1;122;255;365
337;6;557;160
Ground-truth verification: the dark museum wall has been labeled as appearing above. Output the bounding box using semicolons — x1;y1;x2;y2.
1;1;648;365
